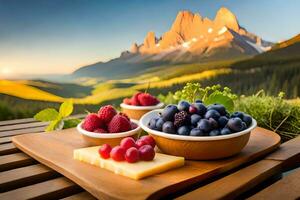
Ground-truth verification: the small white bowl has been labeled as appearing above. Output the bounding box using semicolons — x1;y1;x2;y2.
140;109;257;160
77;119;141;146
120;102;164;120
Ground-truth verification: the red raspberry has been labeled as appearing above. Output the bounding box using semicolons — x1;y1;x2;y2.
120;137;136;150
125;147;140;163
98;144;112;159
119;112;130;121
94;128;108;133
135;139;148;149
189;105;198;114
130;121;138;130
123;98;131;105
140;135;156;148
138;93;159;106
110;146;126;161
139;145;155;161
131;92;142;106
82;113;104;132
98;105;117;123
108;114;131;133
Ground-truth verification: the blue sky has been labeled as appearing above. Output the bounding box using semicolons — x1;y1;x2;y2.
0;0;299;76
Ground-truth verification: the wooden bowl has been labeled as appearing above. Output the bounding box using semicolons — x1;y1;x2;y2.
120;102;164;120
140;110;257;160
77;120;141;146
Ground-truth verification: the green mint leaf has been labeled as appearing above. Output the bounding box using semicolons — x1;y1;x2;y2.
34;108;59;122
59;100;73;118
45;119;64;132
63;119;81;129
204;91;234;112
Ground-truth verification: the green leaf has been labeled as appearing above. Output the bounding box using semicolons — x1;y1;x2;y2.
34;108;59;122
63;119;81;129
59;100;73;117
45;118;64;132
204;91;234;112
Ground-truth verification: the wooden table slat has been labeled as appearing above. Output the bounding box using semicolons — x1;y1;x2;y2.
0;137;12;145
0;118;36;126
0;164;59;192
61;191;97;200
0;177;82;200
0;143;18;156
0;121;48;132
0;153;36;172
248;168;300;200
0;127;45;138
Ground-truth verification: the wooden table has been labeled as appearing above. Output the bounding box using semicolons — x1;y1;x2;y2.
0;117;299;200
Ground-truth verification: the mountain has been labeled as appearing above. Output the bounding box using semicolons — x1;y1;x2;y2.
73;7;272;79
271;33;300;51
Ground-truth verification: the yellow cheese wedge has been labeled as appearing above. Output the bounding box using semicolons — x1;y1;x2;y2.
73;146;184;180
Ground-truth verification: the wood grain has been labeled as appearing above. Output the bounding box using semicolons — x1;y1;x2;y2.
248;168;300;200
0;143;19;155
61;192;97;200
0;137;12;145
0;153;36;171
0;177;82;200
0;126;45;138
12;127;280;200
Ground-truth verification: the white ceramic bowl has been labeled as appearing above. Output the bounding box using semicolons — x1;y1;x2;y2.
120;102;164;120
140;109;257;160
77;119;141;146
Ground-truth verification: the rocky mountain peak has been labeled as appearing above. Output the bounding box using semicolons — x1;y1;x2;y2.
214;7;239;32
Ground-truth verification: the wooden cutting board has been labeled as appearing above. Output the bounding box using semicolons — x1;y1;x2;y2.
12;127;280;200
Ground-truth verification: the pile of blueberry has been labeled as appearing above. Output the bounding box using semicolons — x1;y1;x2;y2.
147;100;253;136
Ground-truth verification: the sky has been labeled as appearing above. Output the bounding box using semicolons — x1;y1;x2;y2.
0;0;299;78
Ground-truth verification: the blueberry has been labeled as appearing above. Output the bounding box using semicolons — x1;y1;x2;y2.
177;126;190;135
193;103;207;115
189;105;198;114
162;121;176;134
197;119;212;133
148;117;158;130
220;127;231;135
207;104;226;115
242;122;247;130
190;114;201;126
190;128;205;136
227;117;243;132
161;105;179;121
204;110;221;120
231;111;244;119
242;114;252;126
208;118;218;129
155;117;165;131
195;99;203;103
178;101;190;112
218;116;229;128
209;129;220;136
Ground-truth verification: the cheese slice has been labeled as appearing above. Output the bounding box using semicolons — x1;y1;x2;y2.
73;146;184;180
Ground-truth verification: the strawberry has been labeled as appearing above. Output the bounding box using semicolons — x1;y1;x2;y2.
94;128;108;133
108;114;131;133
138;93;159;106
131;92;142;106
130;121;138;130
98;105;117;123
83;113;104;132
123;98;131;105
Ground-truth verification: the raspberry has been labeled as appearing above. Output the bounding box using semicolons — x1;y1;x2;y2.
135;139;148;149
108;114;131;133
189;105;198;114
140;135;156;148
94;128;108;133
123;98;131;105
174;111;189;127
82;113;104;132
119;112;130;121
120;137;136;150
98;144;112;159
138;93;159;106
131;92;142;106
110;146;126;161
98;105;117;123
125;147;139;163
139;145;155;161
130;121;138;130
